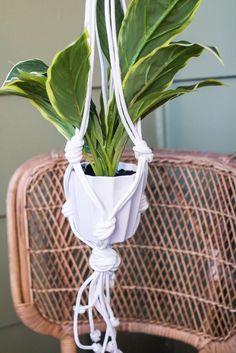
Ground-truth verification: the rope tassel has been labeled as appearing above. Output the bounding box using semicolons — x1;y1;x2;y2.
73;247;122;353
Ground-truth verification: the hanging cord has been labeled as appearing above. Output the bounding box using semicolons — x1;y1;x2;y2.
105;0;152;161
104;0;137;144
120;0;127;12
96;16;108;113
62;1;153;352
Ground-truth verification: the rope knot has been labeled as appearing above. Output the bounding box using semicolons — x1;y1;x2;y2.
90;329;101;343
106;341;123;353
139;193;149;213
92;343;102;353
110;316;120;327
133;139;153;162
73;305;86;314
62;200;73;218
93;217;116;240
65;135;84;165
89;247;121;272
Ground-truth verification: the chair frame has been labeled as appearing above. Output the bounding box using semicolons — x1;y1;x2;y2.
7;150;236;353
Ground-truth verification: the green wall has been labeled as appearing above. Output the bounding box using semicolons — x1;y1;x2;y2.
0;1;235;352
0;1;84;352
164;0;236;153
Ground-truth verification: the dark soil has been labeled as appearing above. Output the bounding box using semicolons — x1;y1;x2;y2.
84;164;135;177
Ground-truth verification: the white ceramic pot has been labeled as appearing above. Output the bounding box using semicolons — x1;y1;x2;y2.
66;162;148;245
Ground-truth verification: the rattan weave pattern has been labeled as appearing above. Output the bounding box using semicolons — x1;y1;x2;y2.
7;150;236;352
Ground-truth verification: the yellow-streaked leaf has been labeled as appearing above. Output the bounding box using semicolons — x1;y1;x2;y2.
119;0;203;76
46;31;90;127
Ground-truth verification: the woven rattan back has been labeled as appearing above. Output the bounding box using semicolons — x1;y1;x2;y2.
7;150;236;353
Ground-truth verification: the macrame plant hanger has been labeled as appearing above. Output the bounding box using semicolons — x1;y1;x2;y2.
62;1;153;352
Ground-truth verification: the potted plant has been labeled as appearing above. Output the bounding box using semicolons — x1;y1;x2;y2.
1;0;223;352
0;0;222;177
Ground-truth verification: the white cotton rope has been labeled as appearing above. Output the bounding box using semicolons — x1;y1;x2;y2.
104;0;137;143
96;19;108;112
79;0;97;141
62;1;153;352
105;0;152;161
120;0;127;12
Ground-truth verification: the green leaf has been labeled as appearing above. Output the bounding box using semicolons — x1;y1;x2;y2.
0;75;74;140
46;31;91;127
31;98;75;140
87;103;104;148
119;0;203;76
123;41;222;106
97;0;124;63
129;80;224;120
0;84;28;98
12;73;49;99
3;59;48;85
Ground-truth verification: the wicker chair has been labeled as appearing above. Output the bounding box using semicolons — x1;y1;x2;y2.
7;150;236;353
